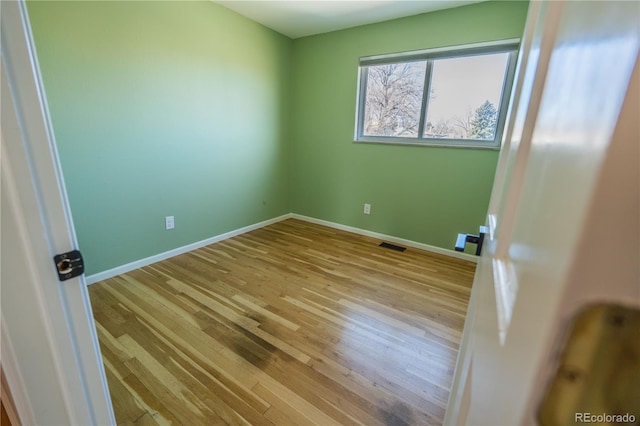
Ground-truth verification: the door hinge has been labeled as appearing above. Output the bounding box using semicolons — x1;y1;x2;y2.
455;226;489;255
53;250;84;281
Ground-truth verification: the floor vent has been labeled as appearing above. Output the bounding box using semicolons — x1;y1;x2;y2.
379;242;407;252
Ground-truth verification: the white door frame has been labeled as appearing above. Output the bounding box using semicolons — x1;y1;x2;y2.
443;1;552;422
1;1;114;423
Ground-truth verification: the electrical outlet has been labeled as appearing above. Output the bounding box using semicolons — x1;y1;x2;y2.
364;203;371;215
165;216;175;230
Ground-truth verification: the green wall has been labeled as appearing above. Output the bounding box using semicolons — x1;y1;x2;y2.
28;1;529;276
27;1;292;275
289;1;529;250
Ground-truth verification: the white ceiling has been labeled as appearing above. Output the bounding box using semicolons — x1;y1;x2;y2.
214;1;486;39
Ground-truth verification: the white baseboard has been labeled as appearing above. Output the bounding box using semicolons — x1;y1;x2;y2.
86;212;476;284
85;213;293;284
291;214;478;263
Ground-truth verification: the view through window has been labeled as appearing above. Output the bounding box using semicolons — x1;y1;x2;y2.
356;41;519;148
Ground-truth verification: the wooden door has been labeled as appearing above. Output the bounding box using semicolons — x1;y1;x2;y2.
1;1;114;423
446;1;640;424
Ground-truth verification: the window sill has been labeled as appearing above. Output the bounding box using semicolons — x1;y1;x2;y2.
353;138;501;150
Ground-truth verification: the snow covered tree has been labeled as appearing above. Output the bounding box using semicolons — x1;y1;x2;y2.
470;100;498;140
364;63;425;137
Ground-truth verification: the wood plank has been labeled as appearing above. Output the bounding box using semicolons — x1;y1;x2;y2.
89;218;474;425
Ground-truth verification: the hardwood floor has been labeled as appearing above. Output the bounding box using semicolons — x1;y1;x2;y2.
89;219;475;425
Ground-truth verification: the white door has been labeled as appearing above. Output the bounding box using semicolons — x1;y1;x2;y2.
1;1;114;424
446;1;640;424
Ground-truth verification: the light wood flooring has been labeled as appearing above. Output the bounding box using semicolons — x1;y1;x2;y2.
89;219;475;425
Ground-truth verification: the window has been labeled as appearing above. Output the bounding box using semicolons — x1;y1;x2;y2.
355;40;519;148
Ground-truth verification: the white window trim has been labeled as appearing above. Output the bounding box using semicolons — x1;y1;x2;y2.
354;39;520;149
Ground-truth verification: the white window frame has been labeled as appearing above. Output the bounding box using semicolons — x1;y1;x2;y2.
354;39;520;149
